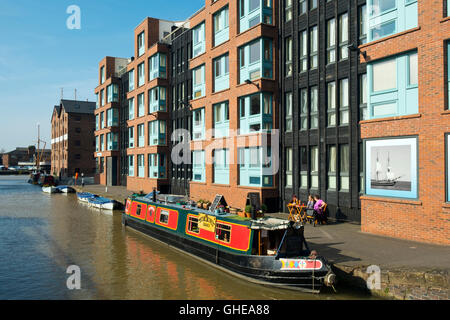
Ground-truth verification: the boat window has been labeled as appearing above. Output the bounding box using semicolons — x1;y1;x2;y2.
159;210;169;224
136;204;141;216
188;216;199;233
215;223;231;243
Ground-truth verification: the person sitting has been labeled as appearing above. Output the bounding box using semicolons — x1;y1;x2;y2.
290;194;299;205
313;194;327;225
306;194;315;217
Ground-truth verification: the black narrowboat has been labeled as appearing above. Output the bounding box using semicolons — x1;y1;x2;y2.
122;194;336;293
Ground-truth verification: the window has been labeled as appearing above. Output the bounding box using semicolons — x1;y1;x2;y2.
149;87;166;113
213;101;229;138
300;88;308;130
310;26;318;69
137;154;145;177
408;52;418;86
238;147;273;187
327;19;336;64
327;82;336;127
368;0;418;42
213;149;229;185
106;108;118;127
149;154;166;179
138;32;145;56
159;210;169;224
299;30;307;72
339;13;349;60
285;147;293;187
359;5;367;44
214;6;229;46
311;146;319;189
360;73;368;120
95;114;99;131
137;124;145;147
100;134;104;151
285;92;293;132
372;58;397;92
368;51;418;119
214;54;230;92
328;145;337;190
215;223;231;243
128;98;135;120
310;86;318;129
137;93;145;117
299;0;307;15
340;144;350;191
129;69;135;91
193;22;205;57
192;150;205;182
309;0;317;10
285;0;292;22
239;38;273;83
340;78;349;125
193;108;205;140
239;0;272;33
148;120;166;146
239;93;273;134
128;127;134;148
188;216;199;233
100;66;105;84
128;155;134;176
149;53;167;81
285;36;293;76
138;62;145;87
193;65;205;99
299;146;308;188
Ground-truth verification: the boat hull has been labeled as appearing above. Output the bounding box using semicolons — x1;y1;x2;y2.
42;186;60;194
123;214;329;293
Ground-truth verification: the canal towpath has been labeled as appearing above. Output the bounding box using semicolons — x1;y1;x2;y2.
73;184;450;300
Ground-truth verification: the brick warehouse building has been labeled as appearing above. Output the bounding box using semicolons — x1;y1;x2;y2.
51;99;96;178
358;0;450;245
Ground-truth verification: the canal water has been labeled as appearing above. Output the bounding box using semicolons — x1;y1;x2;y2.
0;176;371;300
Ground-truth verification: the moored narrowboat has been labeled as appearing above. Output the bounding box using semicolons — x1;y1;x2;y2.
122;194;335;293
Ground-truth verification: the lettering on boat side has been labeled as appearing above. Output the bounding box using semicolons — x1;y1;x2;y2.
66;265;81;290
280;259;323;270
178;304;270;317
198;213;216;232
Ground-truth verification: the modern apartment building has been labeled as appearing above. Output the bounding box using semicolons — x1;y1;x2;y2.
359;0;450;244
187;0;280;210
94;56;129;186
51;99;96;178
279;0;367;222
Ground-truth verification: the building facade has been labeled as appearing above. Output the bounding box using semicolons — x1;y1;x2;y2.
359;0;450;244
279;0;367;222
51;99;96;178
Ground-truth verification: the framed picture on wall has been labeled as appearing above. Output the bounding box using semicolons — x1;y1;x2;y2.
365;137;418;199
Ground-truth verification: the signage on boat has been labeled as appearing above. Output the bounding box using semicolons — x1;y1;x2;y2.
280;259;323;270
198;213;216;232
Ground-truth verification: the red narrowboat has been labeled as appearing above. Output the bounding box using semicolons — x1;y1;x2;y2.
122;194;335;293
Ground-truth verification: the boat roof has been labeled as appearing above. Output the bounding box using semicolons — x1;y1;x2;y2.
131;195;290;230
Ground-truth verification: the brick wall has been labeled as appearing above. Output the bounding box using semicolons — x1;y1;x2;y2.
359;1;450;245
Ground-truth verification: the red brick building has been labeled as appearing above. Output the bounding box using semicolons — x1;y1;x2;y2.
359;0;450;245
51;99;96;178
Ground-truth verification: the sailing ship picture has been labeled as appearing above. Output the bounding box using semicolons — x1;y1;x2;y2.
368;139;415;193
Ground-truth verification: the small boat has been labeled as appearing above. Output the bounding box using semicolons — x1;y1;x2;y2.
122;194;336;293
55;185;76;193
77;192;98;203
42;186;61;194
88;196;117;210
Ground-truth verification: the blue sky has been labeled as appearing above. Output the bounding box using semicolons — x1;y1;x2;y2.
0;0;204;152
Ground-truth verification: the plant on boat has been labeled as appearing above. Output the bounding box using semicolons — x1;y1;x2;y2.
261;204;268;213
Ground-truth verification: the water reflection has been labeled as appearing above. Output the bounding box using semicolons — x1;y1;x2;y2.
0;176;371;300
